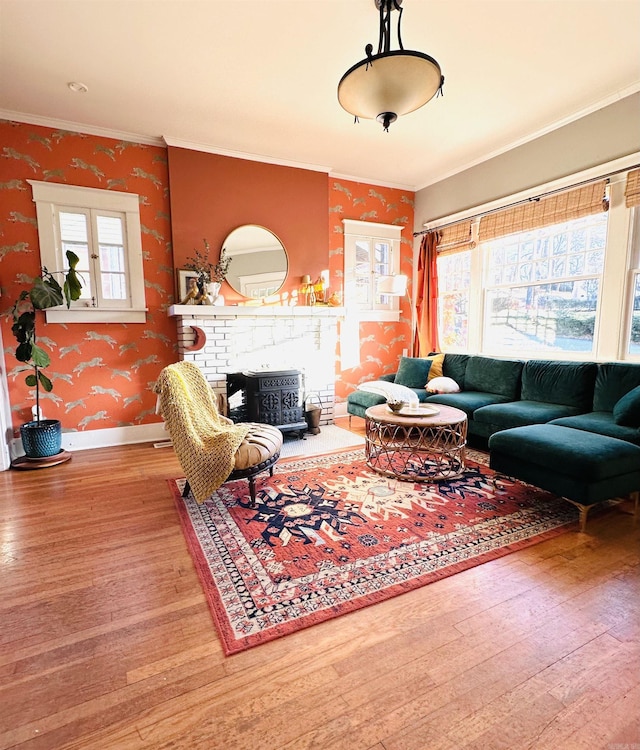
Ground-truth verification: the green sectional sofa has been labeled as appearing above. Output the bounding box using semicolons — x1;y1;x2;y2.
346;353;640;530
347;354;640;444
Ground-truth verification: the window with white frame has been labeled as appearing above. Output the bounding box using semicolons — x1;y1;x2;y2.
343;219;402;320
483;211;608;355
28;181;147;323
434;161;640;361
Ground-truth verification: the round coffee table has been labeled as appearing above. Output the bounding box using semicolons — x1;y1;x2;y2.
364;403;467;482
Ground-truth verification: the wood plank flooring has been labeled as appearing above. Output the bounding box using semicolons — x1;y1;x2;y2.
0;417;638;750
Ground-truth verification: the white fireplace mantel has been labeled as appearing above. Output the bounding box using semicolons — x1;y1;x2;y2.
168;304;344;318
167;304;342;426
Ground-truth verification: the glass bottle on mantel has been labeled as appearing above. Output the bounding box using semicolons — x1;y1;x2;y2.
300;275;315;306
307;283;316;306
313;275;325;304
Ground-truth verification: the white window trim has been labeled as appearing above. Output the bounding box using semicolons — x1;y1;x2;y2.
620;206;640;361
343;218;403;322
28;180;147;323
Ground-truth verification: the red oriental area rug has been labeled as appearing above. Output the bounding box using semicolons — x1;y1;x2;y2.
168;449;578;655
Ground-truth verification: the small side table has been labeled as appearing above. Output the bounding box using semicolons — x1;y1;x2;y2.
365;403;467;482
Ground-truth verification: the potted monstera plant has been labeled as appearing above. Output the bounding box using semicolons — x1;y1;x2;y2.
10;250;82;459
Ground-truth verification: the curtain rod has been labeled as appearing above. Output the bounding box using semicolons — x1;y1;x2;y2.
413;162;639;237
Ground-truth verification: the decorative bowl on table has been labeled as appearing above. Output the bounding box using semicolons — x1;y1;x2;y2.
387;400;405;413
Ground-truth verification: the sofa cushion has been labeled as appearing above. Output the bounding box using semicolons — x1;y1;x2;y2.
394;356;433;388
442;354;470;388
347;390;386;410
612;385;640;427
425;390;511;418
489;424;640;483
464;356;523;400
474;400;583;430
426;376;460;394
593;362;640;412
521;360;597;410
550;412;640;445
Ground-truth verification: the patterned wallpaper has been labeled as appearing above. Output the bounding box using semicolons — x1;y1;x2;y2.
329;179;415;402
0;119;416;436
0;120;176;434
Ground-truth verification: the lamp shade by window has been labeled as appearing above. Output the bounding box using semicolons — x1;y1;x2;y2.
377;274;408;296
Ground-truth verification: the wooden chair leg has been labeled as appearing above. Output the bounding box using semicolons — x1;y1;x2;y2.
248;476;257;507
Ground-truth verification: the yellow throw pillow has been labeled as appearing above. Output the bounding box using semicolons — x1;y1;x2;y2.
424;353;445;383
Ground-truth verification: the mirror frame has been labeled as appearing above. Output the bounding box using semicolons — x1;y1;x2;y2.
222;224;288;299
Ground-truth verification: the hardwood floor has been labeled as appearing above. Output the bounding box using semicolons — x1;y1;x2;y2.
1;417;638;750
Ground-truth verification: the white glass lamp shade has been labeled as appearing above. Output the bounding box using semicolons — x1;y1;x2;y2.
338;51;442;121
377;274;408;296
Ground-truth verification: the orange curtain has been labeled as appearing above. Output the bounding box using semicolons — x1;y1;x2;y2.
413;231;439;356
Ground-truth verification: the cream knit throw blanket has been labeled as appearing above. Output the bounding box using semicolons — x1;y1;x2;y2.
154;362;250;502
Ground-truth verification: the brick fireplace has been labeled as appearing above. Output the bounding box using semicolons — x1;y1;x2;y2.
168;305;342;426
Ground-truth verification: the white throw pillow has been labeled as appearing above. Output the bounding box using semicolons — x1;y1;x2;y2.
426;376;460;394
357;380;419;405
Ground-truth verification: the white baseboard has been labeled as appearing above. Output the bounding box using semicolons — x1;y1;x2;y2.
8;422;169;462
6;411;351;464
334;402;348;417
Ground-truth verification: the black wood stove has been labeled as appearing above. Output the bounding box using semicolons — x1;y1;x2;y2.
226;369;307;437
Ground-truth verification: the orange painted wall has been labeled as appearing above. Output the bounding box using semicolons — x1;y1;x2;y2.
167;147;329;305
0;120;176;434
329;178;415;402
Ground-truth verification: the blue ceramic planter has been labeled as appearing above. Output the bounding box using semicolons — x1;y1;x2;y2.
20;419;62;458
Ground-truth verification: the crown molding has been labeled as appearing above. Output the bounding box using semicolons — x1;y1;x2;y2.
329;170;415;193
163;135;332;174
0;109;164;147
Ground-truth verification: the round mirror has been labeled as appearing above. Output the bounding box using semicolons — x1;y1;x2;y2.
222;225;288;299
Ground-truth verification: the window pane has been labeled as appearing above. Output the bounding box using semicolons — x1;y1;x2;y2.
483;213;607;355
99;245;125;273
96;215;127;300
96;215;123;245
437;251;470;350
374;241;392;303
59;211;88;243
355;240;370;273
102;273;127;300
354;239;371;305
59;211;92;300
485;280;599;353
374;242;391;274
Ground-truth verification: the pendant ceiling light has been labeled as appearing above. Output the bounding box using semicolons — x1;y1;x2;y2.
338;0;444;132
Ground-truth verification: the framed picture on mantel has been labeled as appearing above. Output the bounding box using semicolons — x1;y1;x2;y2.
177;269;200;303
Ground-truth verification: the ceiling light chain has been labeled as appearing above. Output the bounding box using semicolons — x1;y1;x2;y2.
379;0;403;54
338;0;444;132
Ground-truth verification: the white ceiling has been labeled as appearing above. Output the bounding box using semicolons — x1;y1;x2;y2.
1;0;639;191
